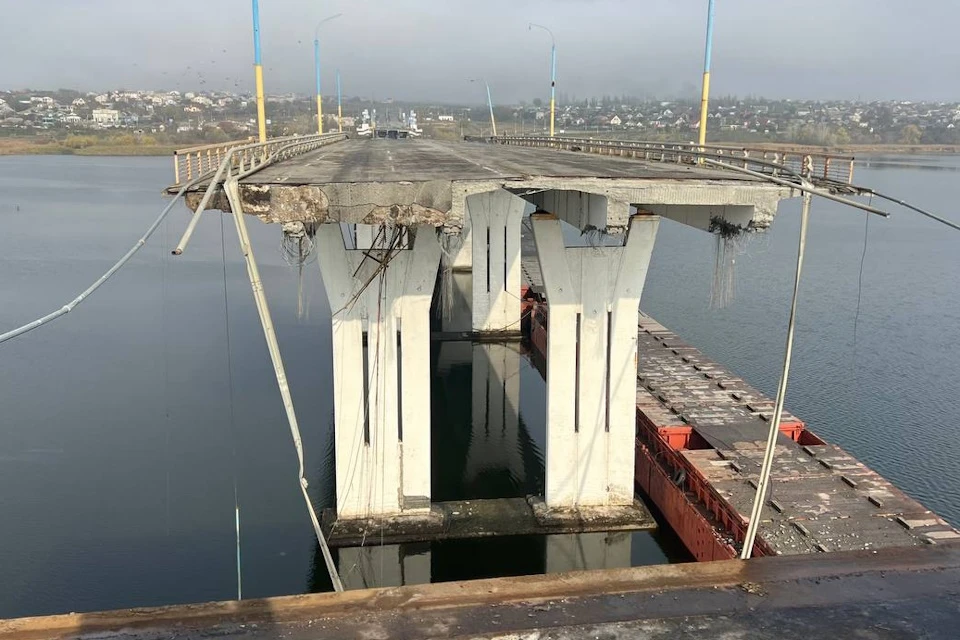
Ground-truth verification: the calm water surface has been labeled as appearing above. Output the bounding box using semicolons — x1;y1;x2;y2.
0;153;958;617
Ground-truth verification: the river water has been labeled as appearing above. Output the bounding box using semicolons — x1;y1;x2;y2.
0;153;957;617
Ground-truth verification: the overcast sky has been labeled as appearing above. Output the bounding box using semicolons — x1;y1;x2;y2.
1;0;956;103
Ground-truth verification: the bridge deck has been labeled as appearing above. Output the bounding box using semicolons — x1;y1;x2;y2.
178;138;791;227
242;138;745;185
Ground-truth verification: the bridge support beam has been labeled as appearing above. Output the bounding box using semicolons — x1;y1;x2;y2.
524;189;631;233
316;224;441;519
531;212;660;508
461;189;527;332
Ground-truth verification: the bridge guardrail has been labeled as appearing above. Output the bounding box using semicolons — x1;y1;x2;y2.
487;136;856;188
170;132;349;254
173;138;255;185
171;133;348;186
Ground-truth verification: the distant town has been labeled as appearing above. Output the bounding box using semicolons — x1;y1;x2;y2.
3;87;960;151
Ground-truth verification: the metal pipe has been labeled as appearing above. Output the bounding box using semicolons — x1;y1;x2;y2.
0;176;205;346
252;0;267;142
223;178;344;592
172;157;231;255
740;189;811;559
698;0;716;149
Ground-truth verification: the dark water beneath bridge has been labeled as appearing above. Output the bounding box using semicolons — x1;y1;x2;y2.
0;154;958;617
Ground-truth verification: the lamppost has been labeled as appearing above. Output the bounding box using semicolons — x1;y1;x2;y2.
313;13;342;134
336;68;343;132
698;0;716;149
468;78;497;137
528;22;556;137
252;0;267;142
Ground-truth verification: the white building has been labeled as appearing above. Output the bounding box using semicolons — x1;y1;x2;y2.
438;114;455;122
92;108;120;125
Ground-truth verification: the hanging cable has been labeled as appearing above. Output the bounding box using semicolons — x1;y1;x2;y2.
220;212;244;601
161;208;172;539
866;188;960;232
223;179;344;592
740;189;812;560
0;176;206;346
853;202;871;354
700;159;890;218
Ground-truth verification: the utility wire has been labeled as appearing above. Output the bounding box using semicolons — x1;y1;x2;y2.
740;190;812;559
866;188;960;232
223;179;344;592
220;212;244;601
0;177;206;346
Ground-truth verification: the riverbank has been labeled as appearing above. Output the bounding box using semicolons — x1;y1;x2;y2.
0;137;181;157
715;142;960;156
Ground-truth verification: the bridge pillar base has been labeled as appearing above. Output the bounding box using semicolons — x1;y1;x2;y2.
530;212;660;508
316;224;441;519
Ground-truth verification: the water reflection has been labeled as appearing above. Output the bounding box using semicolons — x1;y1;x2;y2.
433;341;545;500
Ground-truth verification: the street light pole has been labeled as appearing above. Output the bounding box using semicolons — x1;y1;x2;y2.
698;0;716;149
336;68;343;132
252;0;267;142
529;23;556;137
469;78;497;137
313;13;342;135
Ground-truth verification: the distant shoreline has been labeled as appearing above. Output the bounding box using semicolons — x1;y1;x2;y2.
2;136;960;158
712;142;960;156
0;138;179;157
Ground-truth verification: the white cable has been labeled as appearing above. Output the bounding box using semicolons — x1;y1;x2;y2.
224;179;344;592
0;176;205;345
740;190;812;559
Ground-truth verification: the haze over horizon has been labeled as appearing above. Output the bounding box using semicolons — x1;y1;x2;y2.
1;0;956;103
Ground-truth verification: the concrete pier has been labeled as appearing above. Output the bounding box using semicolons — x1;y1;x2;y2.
315;224;440;518
178;137;794;526
463;190;527;332
531;212;659;507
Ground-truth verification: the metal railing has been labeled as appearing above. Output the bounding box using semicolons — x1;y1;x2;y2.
172;138;254;185
171;132;348;186
171;132;348;254
488;136;856;188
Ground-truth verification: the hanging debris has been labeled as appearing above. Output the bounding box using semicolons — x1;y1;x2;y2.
708;215;750;310
281;221;318;320
437;231;463;323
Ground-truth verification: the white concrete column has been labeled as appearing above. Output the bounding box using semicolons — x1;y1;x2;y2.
465;189;527;332
316;225;441;519
545;532;632;574
531;213;660;507
464;343;524;485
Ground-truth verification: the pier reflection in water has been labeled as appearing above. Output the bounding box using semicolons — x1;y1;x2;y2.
309;268;686;592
